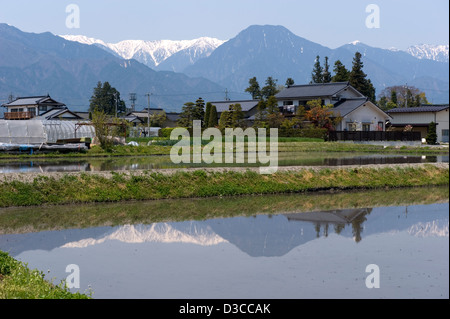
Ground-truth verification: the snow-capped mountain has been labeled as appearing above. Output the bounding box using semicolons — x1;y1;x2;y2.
59;34;226;72
406;44;449;63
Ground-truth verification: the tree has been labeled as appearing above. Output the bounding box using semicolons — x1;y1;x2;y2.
426;122;437;145
177;102;196;127
194;97;205;125
218;110;232;130
204;102;212;128
305;99;337;131
261;76;279;99
348;52;376;102
378;85;429;108
229;103;245;128
245;77;262;100
89;81;127;116
285;78;295;87
311;55;323;83
265;96;284;128
332;60;350;82
208;104;218;127
150;110;167;127
322;57;332;83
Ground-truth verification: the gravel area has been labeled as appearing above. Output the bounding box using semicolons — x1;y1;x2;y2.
0;162;448;183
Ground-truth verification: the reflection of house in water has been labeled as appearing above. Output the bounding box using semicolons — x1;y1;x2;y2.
284;208;372;243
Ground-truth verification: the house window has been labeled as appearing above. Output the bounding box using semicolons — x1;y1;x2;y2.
377;121;384;131
347;123;357;131
362;124;371;131
442;129;449;143
39;105;48;113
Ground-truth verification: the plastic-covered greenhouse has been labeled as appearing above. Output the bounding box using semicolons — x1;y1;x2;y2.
0;120;95;152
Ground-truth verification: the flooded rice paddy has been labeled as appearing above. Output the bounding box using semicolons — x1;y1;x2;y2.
0;187;448;299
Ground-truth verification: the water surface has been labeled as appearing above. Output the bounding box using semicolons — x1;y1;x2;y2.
0;187;447;299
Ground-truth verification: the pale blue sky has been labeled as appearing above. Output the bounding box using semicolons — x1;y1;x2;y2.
0;0;448;50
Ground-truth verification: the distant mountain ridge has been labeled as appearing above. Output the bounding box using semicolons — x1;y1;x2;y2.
60;34;226;72
406;44;449;63
0;23;225;112
184;25;449;103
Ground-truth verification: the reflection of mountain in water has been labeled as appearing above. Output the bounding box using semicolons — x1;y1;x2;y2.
0;203;448;258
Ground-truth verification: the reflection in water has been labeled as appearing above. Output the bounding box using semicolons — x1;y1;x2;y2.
0;153;447;173
0;189;448;299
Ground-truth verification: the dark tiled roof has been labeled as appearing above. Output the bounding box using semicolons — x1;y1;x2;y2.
386;105;449;113
275;82;364;99
210;100;260;113
2;96;66;107
331;98;368;117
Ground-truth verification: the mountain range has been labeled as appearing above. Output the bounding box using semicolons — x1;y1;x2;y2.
0;23;448;114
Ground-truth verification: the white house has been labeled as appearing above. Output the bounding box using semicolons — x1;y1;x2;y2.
275;82;391;131
386;105;449;143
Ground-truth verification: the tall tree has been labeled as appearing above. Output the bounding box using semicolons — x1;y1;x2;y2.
245;77;262;100
177;102;199;128
332;60;350;82
208;104;218;127
194;97;205;125
348;52;376;102
322;57;332;83
261;76;279;99
89;81;126;116
311;55;323;84
204;102;212;128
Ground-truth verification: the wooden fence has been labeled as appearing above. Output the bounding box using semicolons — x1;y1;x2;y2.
328;131;421;142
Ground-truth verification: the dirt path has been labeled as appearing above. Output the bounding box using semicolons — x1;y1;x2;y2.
0;162;448;183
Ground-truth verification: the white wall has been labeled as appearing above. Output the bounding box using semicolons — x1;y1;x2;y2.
338;103;389;131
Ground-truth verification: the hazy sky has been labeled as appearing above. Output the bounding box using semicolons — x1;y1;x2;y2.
0;0;448;50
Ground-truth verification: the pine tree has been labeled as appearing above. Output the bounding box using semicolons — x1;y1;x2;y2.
229;103;245;128
261;76;279;99
332;60;350;82
322;57;332;83
426;122;437;145
349;52;376;102
311;56;323;83
89;81;126;115
285;78;295;87
245;77;262;100
208;104;218;127
204;102;212;128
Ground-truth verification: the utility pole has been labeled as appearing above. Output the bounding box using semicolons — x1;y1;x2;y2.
145;93;152;135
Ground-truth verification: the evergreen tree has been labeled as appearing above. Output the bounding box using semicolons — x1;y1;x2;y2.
261;76;279;99
204;102;212;128
322;57;332;83
208;104;218;127
177;102;196;127
285;77;295;87
332;60;350;82
89;81;126;116
311;55;323;83
391;90;398;106
245;77;262;100
426;122;437;145
194;97;205;124
218;111;232;130
229;103;245;128
348;52;376;102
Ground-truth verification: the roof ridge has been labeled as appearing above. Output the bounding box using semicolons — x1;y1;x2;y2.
287;82;349;88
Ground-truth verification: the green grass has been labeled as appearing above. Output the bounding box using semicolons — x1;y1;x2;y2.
0;251;91;299
0;165;447;208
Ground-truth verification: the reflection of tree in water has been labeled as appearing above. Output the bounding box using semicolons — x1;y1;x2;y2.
309;208;372;242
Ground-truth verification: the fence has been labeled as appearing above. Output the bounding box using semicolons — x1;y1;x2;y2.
328;131;421;142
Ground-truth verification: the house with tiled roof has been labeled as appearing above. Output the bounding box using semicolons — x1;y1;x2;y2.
386;105;449;143
1;95;67;120
275;82;391;131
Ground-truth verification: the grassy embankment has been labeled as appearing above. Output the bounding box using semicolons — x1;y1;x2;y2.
0;251;91;299
0;164;448;208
